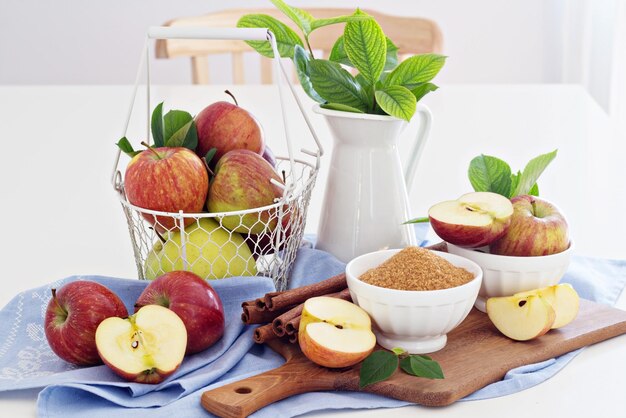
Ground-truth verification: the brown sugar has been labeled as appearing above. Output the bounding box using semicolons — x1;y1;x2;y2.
359;247;474;291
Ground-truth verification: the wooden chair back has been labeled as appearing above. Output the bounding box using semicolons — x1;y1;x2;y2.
155;8;443;84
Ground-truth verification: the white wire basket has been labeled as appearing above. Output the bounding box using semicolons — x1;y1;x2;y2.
111;27;323;291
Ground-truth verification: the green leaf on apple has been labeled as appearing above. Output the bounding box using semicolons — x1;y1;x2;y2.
204;147;218;166
359;350;398;388
116;137;141;158
528;182;539;196
237;14;304;59
163;110;193;145
400;355;444;379
151;102;164;147
468;154;512;197
511;149;557;197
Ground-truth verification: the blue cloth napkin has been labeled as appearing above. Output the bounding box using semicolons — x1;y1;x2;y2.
0;231;623;417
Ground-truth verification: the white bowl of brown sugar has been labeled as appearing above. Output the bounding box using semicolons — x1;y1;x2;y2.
345;246;482;354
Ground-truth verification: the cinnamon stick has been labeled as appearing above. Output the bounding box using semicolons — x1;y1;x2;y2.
241;301;291;325
272;304;304;337
264;273;347;311
253;324;278;344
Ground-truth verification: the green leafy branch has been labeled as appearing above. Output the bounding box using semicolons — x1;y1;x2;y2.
238;3;446;121
359;347;444;388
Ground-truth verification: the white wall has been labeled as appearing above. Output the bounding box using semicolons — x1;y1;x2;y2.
0;0;559;85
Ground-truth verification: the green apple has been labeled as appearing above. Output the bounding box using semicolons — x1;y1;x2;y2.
144;218;257;280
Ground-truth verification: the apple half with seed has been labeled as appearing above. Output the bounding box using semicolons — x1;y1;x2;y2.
299;297;376;368
429;192;514;248
486;294;556;341
515;283;579;329
96;305;187;384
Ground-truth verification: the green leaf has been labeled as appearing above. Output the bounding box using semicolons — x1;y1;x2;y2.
529;182;540;196
411;82;439;102
293;45;324;103
359;350;399;388
204;148;217;166
182;120;198;150
384;38;399;71
344;10;386;85
404;216;430;224
331;36;398;73
512;149;558;197
468;154;512;197
310;14;371;31
375;85;417;121
163;110;193;145
237;14;303;58
151;102;164;147
400;355;444;379
391;347;406;356
510;170;521;198
385;54;446;89
116;137;140;158
269;0;314;35
309;59;370;112
320;103;365;113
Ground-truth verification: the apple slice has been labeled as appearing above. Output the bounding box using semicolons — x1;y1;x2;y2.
96;304;187;384
429;192;514;248
486;294;556;341
299;297;376;368
515;284;579;329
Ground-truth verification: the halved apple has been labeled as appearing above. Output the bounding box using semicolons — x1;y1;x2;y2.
95;304;187;384
299;297;376;368
515;284;579;329
486;294;556;341
429;192;514;248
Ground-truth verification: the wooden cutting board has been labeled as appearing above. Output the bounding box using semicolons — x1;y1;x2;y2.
201;299;626;418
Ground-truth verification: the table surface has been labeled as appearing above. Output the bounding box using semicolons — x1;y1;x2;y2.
0;84;625;417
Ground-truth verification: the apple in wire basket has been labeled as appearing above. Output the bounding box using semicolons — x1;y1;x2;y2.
208;149;285;234
124;147;208;231
135;271;225;355
44;281;128;366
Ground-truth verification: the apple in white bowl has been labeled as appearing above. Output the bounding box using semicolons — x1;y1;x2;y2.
429;192;514;248
490;195;569;257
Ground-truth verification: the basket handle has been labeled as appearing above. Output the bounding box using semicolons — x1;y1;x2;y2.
111;27;324;198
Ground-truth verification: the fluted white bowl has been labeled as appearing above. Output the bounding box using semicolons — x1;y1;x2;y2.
447;242;573;313
345;249;482;354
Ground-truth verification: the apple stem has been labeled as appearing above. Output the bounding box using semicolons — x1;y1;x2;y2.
50;288;67;315
281;170;286;184
224;90;239;106
203;157;215;178
141;141;162;160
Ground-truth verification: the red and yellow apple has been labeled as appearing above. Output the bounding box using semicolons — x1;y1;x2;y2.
45;281;128;366
298;297;376;368
135;271;225;354
207;150;284;234
195;94;265;162
428;192;514;247
490;195;569;257
95;304;187;384
124;147;208;231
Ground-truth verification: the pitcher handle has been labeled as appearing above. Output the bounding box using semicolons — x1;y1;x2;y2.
404;104;432;192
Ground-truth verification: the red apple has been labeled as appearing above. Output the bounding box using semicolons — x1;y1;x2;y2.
134;271;225;354
45;281;128;366
195;93;265;163
207;149;284;234
96;305;187;384
490;195;569;256
262;146;277;167
124;147;208;231
245;206;295;257
429;192;514;247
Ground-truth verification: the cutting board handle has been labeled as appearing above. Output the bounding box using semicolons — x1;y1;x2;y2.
201;361;335;418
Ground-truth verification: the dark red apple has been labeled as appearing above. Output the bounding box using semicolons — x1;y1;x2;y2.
207;149;284;234
45;281;128;366
490;195;569;256
195;92;265;162
262;146;277;167
124;147;208;231
134;271;225;354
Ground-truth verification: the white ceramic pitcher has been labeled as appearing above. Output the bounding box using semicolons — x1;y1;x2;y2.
313;104;432;263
